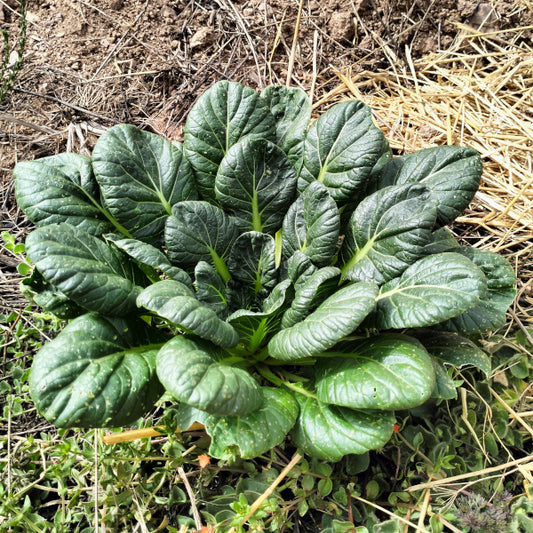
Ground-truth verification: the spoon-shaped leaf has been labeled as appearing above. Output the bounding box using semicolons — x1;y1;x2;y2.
13;153;116;236
29;313;164;427
282;181;340;267
269;281;379;360
137;280;240;348
291;391;395;462
315;334;435;410
156;335;263;416
299;101;386;205
92;124;197;243
215;138;298;234
340;184;437;284
374;252;487;329
184;80;276;200
25;223;144;317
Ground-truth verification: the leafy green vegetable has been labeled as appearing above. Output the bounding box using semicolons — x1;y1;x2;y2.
14;81;514;461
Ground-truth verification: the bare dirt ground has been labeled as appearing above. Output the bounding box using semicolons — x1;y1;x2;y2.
1;0;533;313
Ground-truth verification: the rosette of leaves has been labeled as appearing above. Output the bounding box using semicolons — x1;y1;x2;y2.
13;81;516;461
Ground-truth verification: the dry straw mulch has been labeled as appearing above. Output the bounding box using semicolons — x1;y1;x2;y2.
316;22;533;330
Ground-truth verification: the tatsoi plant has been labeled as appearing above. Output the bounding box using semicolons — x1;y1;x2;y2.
13;81;516;461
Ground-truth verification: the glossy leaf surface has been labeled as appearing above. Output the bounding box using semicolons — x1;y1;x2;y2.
375;253;486;329
25;223;143;317
205;388;299;459
291;392;395;462
156;335;263;415
299;101;385;204
269;282;379;360
315;334;435;410
340;184;437;284
92;124;197;242
137;280;239;348
29;313;164;427
216;138;298;233
184;81;276;199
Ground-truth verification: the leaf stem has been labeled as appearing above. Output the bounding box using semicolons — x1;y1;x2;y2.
208;247;231;283
256;364;317;399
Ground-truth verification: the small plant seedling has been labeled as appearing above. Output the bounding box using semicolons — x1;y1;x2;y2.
12;80;516;461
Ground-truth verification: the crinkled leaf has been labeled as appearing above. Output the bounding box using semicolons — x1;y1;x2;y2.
156;335;262;416
282;181;340;267
20;269;85;320
205;388;299;459
195;261;228;318
25;223;144;317
417;330;491;376
137;280;239;348
430;358;458;400
440;247;516;335
285;250;318;289
227;279;292;351
226;279;255;314
299;101;386;204
260;85;311;163
29;313;164;427
315;334;435;410
216;138;298;233
291;392;395;461
374;252;487;329
424;227;460;255
165;201;238;278
373;146;482;225
92;124;197;242
228;231;277;296
340;184;437;284
269;282;379;360
13;153;115;236
105;234;193;290
281;266;340;329
184;80;276;200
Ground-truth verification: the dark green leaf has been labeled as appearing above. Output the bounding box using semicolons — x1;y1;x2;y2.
13;153;115;236
424;227;460;255
216;138;298;233
417;330;491;376
165;201;238;279
282;181;340;267
205;387;299;459
269;282;379;360
440;247;516;335
315;334;435;410
29;313;164;427
195;261;228;318
137;280;239;348
299;101;386;204
228;231;277;296
105;234;193;289
92;124;197;242
374;252;486;329
430;358;458;400
184;81;276;200
156;335;262;415
285;250;318;289
260;85;311;163
340;184;437;284
25;223;144;317
20;269;85;319
373;146;482;225
291;392;395;461
227;279;292;351
281;266;340;329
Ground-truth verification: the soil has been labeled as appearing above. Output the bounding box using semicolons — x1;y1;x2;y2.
1;0;532;312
